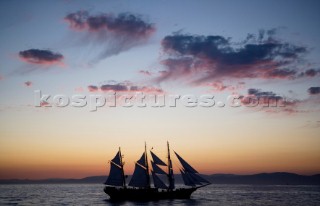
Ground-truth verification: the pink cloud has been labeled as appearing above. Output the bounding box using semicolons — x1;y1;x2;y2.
202;81;245;92
238;88;308;115
40;101;50;107
64;11;155;38
152;30;311;86
88;85;99;92
75;87;84;92
19;49;64;67
64;11;155;61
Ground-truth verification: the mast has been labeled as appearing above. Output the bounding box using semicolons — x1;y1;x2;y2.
145;142;151;188
119;147;126;188
167;141;174;190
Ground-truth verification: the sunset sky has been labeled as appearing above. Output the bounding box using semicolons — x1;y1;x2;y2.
0;0;320;179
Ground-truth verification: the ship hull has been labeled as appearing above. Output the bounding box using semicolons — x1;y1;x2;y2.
104;186;197;201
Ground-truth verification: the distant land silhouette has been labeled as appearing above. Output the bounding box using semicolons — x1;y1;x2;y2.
1;172;319;185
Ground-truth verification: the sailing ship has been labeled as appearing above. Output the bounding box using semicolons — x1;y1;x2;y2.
104;142;211;200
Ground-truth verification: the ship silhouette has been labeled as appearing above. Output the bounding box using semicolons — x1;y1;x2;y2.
104;142;210;200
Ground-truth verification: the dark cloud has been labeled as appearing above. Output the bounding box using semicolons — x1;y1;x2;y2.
64;11;155;61
296;69;320;78
65;11;154;36
240;88;302;113
239;88;320;114
139;70;152;76
130;85;163;93
19;49;64;66
88;85;98;92
308;87;320;95
264;68;297;79
100;84;128;92
24;81;32;87
242;88;285;106
305;69;318;77
88;81;163;93
156;30;308;83
157;57;194;82
64;10;88;30
301;69;320;77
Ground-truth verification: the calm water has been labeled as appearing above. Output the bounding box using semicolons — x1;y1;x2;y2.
0;184;319;206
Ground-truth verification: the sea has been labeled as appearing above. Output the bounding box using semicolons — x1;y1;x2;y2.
0;184;319;206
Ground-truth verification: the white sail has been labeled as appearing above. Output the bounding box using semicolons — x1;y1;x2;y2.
174;151;198;173
128;163;149;187
151;161;167;174
151;171;168;189
105;151;124;186
150;151;167;166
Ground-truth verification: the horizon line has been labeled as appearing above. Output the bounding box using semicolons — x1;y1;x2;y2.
1;171;319;181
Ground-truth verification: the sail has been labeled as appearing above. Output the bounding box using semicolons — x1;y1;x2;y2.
128;163;148;187
151;161;167;174
150;151;167;166
137;152;147;168
105;163;123;186
174;151;198;173
189;172;210;184
105;151;123;186
180;169;196;187
110;151;121;166
151;171;168;189
187;172;203;185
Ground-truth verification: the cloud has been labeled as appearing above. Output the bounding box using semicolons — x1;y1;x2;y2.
300;69;320;77
264;68;297;79
100;83;128;92
202;81;245;92
19;49;64;66
239;88;320;115
238;88;303;114
40;101;50;107
139;70;152;76
65;11;154;36
74;87;84;92
64;11;155;61
88;81;163;93
100;82;163;93
241;88;288;106
24;81;32;87
305;69;318;77
155;29;308;84
308;87;320;95
129;85;163;93
88;85;99;92
0;75;3;80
